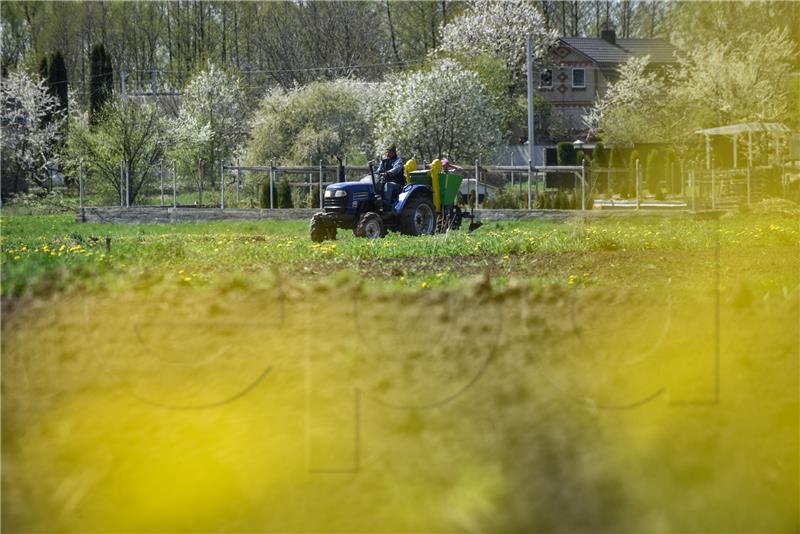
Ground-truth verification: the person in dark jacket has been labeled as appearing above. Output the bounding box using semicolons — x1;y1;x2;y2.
376;145;405;186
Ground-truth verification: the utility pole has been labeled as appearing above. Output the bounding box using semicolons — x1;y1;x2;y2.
526;34;535;184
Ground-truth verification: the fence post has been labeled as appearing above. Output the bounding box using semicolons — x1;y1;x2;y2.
172;160;177;208
711;156;716;210
160;159;165;207
635;158;641;210
670;160;675;197
120;163;124;206
527;160;532;210
747;128;752;206
78;158;84;209
690;162;696;212
270;160;275;209
319;160;324;209
125;164;130;207
680;159;685;198
474;159;479;211
581;161;586;211
236;158;241;204
220;161;225;209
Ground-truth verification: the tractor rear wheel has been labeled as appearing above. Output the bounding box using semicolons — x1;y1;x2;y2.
399;195;436;236
354;212;385;239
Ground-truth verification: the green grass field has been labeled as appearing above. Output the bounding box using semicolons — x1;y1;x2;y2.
2;211;799;532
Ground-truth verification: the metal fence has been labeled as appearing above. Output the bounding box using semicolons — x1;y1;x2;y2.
75;157;798;212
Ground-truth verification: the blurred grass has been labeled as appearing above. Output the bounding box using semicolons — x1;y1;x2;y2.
2;212;798;298
1;211;798;532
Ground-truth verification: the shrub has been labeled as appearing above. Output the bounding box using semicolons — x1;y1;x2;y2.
485;187;523;209
592;142;607;167
260;179;278;208
277;178;293;208
608;146;624;194
646;149;661;196
307;184;321;208
556;142;577;165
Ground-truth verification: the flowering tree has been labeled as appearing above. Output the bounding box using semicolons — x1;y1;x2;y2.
587;27;797;152
1;70;64;194
375;59;501;163
583;55;667;145
165;110;213;204
440;1;557;78
246;79;383;165
668;28;797;129
181;62;246;179
438;1;557;142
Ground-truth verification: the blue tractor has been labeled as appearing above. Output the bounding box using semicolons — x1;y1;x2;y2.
309;159;480;241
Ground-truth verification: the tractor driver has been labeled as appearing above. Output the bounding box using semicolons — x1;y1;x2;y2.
376;145;405;186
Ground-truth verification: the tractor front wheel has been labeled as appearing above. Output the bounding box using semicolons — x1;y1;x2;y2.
310;212;336;242
354;212;385;239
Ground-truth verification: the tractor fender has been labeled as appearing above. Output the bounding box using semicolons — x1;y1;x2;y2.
394;184;432;214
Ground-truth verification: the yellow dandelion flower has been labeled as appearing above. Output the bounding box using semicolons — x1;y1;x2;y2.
14;255;21;260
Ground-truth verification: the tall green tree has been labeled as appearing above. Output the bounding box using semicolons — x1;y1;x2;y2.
89;44;113;124
47;51;68;115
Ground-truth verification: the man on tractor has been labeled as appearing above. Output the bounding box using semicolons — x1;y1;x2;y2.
375;145;405;204
376;145;405;186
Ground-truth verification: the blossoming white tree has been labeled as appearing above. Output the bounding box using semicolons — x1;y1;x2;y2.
375;59;501;163
587;27;797;148
1;70;64;194
166;110;213;204
181;62;247;174
440;0;558;78
246;79;383;165
583;55;666;145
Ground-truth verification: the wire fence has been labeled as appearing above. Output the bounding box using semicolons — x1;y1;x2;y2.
72;157;798;213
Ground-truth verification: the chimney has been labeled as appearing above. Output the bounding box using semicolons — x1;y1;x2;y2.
601;28;616;45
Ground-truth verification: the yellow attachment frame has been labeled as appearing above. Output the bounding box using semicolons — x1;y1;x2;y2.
429;159;442;211
404;159;416;184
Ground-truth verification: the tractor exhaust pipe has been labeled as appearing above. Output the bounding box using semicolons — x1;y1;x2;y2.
336;156;345;183
368;161;377;188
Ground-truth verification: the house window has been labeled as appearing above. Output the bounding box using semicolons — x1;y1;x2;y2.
540;69;552;88
572;68;585;88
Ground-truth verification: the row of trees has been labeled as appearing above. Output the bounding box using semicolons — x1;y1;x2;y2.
3;1;798;202
3;1;560;201
1;1;683;104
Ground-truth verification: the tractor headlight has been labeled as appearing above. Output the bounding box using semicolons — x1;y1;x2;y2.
324;189;347;198
324;189;334;198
